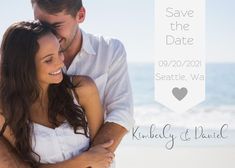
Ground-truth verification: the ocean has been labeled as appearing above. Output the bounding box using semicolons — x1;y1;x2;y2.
124;63;235;148
128;63;235;127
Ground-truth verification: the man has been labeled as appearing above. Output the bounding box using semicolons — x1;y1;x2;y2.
0;0;134;167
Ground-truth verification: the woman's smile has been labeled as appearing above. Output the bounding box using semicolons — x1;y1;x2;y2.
49;68;62;76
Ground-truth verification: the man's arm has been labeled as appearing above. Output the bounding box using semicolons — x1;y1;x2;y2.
92;39;135;152
0;116;112;168
92;122;127;152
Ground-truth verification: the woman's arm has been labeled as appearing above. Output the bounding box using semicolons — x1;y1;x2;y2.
0;137;31;168
0;114;31;168
0;114;15;148
72;75;104;141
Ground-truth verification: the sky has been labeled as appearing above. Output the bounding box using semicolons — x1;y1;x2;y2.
0;0;234;63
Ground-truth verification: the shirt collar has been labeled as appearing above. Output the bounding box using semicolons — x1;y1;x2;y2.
80;29;96;55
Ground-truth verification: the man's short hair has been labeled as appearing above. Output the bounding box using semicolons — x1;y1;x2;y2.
31;0;83;17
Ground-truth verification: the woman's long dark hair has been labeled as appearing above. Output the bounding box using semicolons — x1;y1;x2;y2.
0;21;88;167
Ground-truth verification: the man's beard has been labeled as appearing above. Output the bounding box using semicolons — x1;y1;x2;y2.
61;27;78;52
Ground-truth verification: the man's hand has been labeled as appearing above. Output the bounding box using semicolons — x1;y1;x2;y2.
91;122;128;153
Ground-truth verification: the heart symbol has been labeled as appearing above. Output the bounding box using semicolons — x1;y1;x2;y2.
172;87;188;101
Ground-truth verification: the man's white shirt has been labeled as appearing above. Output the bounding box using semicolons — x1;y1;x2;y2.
65;30;134;131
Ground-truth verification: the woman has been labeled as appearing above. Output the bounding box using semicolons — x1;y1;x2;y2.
0;21;114;168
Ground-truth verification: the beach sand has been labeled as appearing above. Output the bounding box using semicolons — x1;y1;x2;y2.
115;146;235;168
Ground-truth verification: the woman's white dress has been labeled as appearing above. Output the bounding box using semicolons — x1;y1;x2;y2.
31;92;90;163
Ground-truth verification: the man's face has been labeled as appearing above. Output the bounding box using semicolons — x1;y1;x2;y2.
33;3;79;52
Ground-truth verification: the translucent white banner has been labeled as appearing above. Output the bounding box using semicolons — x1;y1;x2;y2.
154;0;206;112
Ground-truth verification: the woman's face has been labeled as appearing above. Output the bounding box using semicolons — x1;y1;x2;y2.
35;33;64;89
